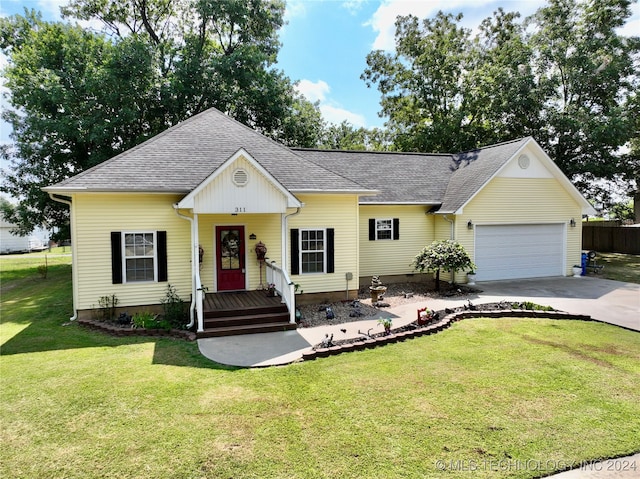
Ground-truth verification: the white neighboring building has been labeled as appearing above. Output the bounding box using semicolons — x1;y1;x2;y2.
0;219;49;254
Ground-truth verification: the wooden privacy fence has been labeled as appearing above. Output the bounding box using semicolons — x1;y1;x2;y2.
582;226;640;254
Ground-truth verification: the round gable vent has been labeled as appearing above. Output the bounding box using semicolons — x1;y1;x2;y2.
232;168;249;187
518;154;530;169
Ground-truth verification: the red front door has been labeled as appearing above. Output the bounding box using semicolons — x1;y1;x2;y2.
216;226;245;291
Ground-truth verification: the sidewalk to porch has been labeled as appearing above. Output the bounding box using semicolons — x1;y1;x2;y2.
197;306;413;367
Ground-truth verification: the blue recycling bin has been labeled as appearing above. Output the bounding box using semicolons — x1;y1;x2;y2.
581;252;588;276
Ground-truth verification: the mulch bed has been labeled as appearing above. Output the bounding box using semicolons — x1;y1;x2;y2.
297;280;478;328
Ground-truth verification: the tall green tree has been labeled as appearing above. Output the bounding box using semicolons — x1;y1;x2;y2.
528;0;640;201
362;0;639;202
1;12;160;233
319;121;391;151
1;1;324;233
362;12;477;153
60;0;314;138
468;8;542;144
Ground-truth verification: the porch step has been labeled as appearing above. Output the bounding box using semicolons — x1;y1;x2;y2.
203;311;291;329
198;291;296;338
197;321;297;338
204;304;287;320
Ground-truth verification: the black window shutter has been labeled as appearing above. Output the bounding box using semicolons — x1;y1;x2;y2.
111;232;122;284
290;229;300;275
326;228;335;273
369;219;375;240
157;231;168;282
393;218;400;240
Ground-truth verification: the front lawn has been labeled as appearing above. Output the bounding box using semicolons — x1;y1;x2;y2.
1;255;639;478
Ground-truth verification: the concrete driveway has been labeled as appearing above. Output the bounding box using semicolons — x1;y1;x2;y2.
469;276;639;332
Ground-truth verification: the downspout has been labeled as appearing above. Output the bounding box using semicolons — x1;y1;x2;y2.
442;215;455;240
442;215;456;283
48;193;78;321
281;207;302;272
173;205;196;329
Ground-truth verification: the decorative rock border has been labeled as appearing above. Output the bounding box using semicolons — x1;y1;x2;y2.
77;318;197;341
301;309;592;361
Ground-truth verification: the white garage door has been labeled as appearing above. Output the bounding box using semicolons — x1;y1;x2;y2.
475;224;564;281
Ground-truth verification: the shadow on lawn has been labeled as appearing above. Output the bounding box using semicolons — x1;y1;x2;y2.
2;263;238;370
0;320;240;371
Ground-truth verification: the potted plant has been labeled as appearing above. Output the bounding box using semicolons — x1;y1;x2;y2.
467;269;477;285
267;283;276;297
378;317;393;335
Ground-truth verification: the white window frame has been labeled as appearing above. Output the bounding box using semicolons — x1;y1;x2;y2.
299;228;326;274
122;231;157;283
375;218;393;240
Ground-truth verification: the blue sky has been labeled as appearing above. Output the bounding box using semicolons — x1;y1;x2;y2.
1;0;639;142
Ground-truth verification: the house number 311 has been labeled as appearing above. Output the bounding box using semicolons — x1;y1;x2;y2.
234;207;246;213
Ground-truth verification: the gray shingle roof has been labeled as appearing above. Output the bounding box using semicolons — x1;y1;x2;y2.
294;138;530;208
293;149;454;204
45;107;530;209
45;108;369;194
439;138;530;213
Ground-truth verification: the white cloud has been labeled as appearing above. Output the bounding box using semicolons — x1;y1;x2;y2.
320;104;367;127
617;2;640;37
296;79;330;103
284;0;308;23
0;0;66;20
37;0;66;19
342;0;368;15
295;79;366;127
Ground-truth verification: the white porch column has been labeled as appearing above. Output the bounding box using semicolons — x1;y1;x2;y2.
194;213;204;333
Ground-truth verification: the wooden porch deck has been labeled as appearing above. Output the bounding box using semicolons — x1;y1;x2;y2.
199;290;296;338
203;290;284;312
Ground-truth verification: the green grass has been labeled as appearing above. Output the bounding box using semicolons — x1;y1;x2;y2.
2;255;639;478
593;252;640;284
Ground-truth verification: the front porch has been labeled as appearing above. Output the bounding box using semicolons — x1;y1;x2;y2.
198;290;297;338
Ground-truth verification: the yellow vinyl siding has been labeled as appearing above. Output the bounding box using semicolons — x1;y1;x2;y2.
359;205;433;278
456;177;583;279
73;193;191;310
196;213;282;292
288;194;359;294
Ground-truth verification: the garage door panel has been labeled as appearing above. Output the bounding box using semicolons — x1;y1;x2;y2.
475;224;564;281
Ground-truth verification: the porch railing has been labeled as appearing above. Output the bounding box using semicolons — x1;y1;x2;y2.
265;259;296;324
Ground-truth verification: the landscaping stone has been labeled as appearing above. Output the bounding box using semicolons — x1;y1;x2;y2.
302;302;593;362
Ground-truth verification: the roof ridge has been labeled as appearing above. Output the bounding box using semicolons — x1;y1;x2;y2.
454;137;531;155
205;107;306;158
291;147;453;158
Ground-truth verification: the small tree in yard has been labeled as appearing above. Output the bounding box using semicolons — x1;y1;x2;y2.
412;240;476;291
